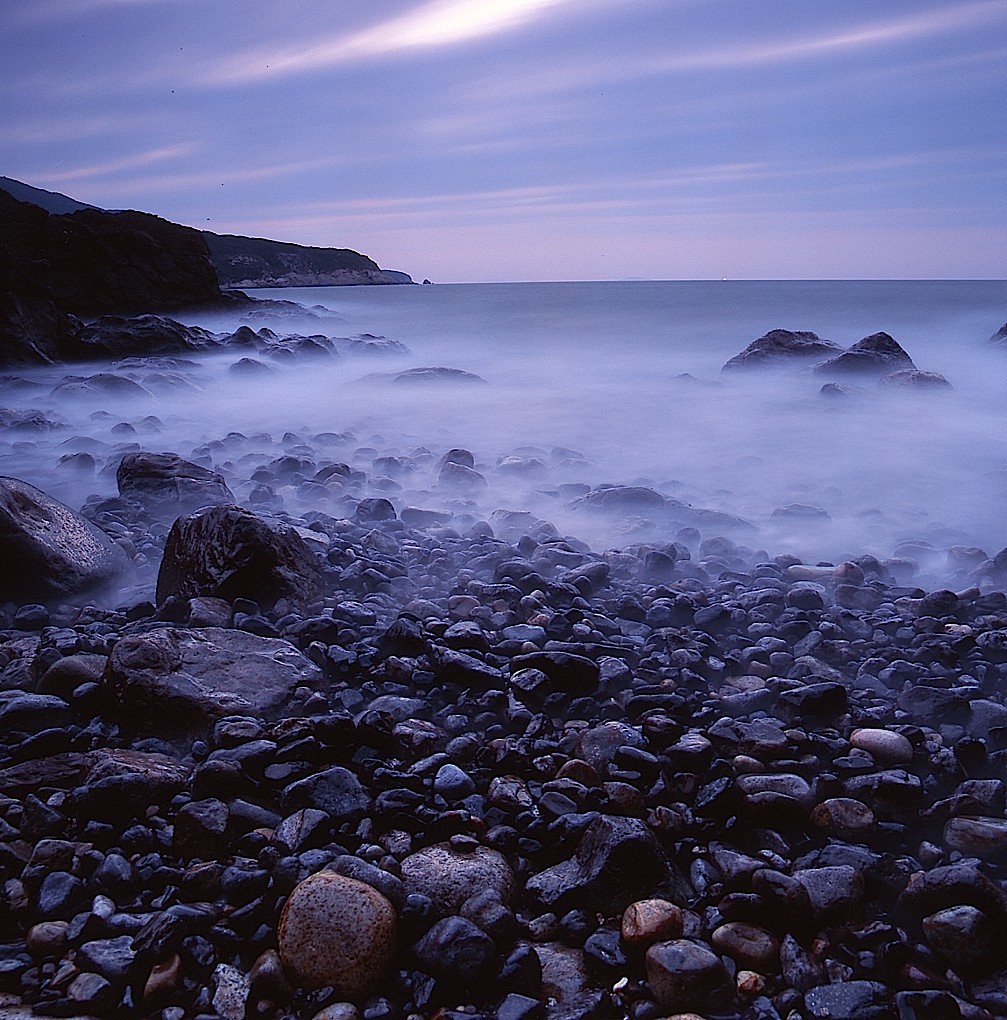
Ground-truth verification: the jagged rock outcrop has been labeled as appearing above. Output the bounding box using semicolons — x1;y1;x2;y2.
722;329;843;371
203;231;411;288
814;332;915;377
989;322;1007;346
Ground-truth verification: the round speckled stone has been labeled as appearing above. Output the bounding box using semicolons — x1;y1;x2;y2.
277;872;396;996
849;728;913;764
400;842;514;916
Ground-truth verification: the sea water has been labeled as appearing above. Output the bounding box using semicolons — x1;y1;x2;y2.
3;280;1006;586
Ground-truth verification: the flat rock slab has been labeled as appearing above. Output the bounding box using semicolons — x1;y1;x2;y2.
103;626;321;732
0;476;130;601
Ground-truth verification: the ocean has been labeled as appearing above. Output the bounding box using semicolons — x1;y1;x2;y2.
4;279;1007;591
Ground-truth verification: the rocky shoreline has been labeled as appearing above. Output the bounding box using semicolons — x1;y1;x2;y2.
2;413;1007;1019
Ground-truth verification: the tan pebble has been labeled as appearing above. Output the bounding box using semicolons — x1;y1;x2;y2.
811;797;876;832
556;758;600;786
850;728;913;764
621;899;684;948
737;969;767;997
278;872;396;997
143;952;183;1009
26;920;69;958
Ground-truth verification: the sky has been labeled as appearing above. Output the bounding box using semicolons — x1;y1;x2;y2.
2;0;1005;282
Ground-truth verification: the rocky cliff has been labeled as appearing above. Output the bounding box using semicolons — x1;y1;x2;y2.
202;231;412;288
0;188;222;363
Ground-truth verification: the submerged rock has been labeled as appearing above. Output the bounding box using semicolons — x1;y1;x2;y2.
0;476;130;601
879;369;952;390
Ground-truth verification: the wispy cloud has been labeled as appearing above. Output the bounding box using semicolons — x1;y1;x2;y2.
31;143;196;185
205;0;583;83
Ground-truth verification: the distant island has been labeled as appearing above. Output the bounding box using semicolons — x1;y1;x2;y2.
0;176;413;290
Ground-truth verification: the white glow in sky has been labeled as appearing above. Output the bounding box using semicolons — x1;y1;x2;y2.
2;0;1004;281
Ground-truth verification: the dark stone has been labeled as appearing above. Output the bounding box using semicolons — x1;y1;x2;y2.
116;451;234;515
280;766;371;821
722;328;843;371
814;332;915;377
802;980;889;1018
413;915;496;984
156;504;324;608
526;815;685;914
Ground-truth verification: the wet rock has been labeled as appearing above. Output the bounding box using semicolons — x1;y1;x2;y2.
943;816;1007;860
116;450;235;515
814;331;915;377
526;815;685;914
621;899;684;949
156;503;324;608
413;915;496;984
103;626;321;732
722;328;843;370
879;369;952;390
0;476;130;600
281;767;371;823
645;938;732;1011
849;728;913;764
277;871;396;996
401;842;514;917
802;980;890;1018
710;922;779;971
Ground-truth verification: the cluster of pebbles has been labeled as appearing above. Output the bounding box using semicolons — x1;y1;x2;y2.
2;435;1007;1020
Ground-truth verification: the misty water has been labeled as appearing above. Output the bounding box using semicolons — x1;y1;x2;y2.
3;279;1007;595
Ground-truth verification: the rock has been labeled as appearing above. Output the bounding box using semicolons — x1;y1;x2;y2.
802;980;890;1018
390;366;487;384
413;915;497;983
277;872;396;996
0;188;220;365
988;322;1007;345
212;962;251;1020
400;843;514;916
71;314;221;359
922;905;994;971
793;866;864;922
103;627;321;732
621;899;684;949
0;476;130;600
814;332;915;377
710;922;779;971
280;767;371;823
878;369;952;390
526;815;684;914
943;816;1007;860
156;504;324;607
849;728;913;764
116;451;235;515
645;939;732;1011
721;328;843;371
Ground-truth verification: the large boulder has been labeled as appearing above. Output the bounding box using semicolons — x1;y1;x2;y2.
67;314;221;360
102;627;321;732
155;504;324;608
814;331;915;377
0;477;130;601
722;329;842;371
988;322;1007;346
116;452;235;516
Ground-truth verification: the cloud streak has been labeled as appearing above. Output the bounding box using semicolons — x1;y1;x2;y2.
206;0;584;84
